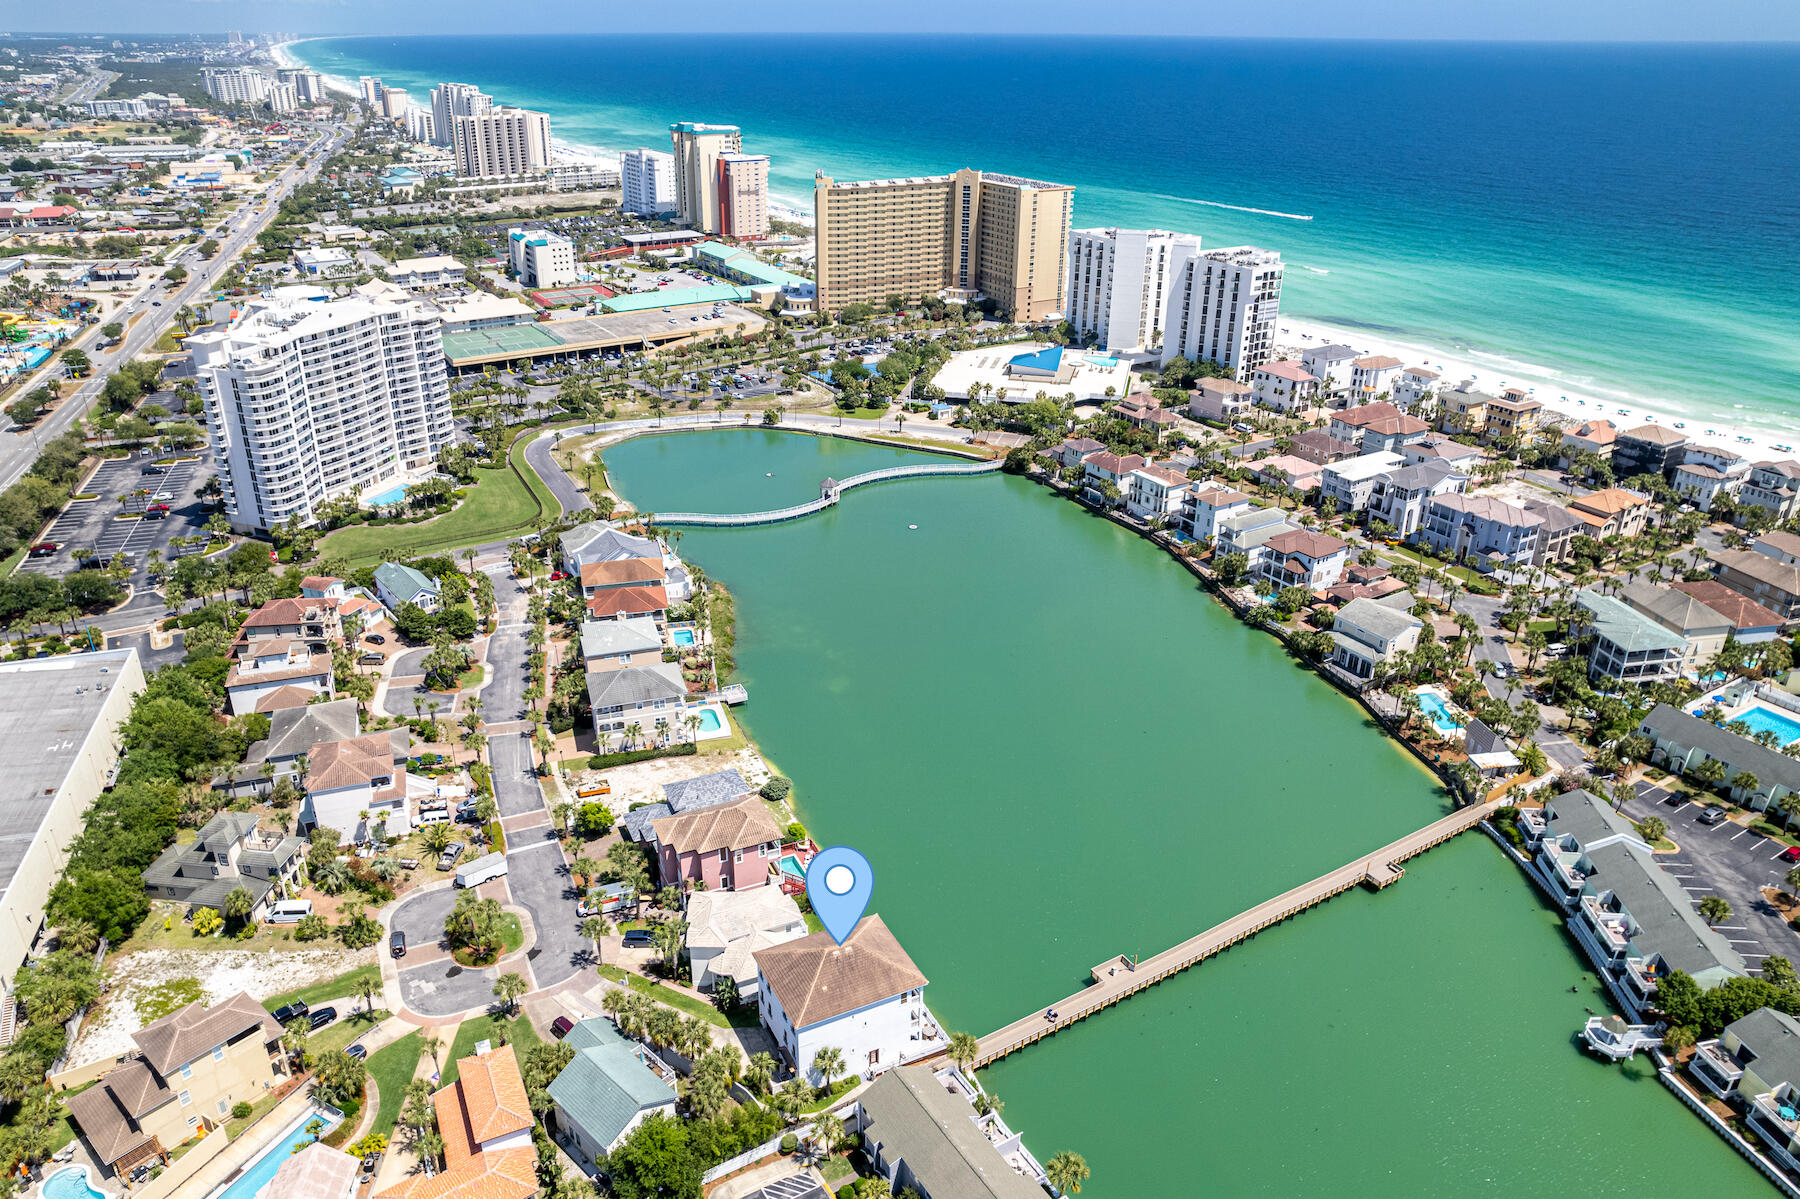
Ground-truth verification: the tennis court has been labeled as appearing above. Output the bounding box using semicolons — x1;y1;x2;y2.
440;323;564;363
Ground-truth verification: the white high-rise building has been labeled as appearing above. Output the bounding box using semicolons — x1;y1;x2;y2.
430;82;491;148
1065;228;1200;354
403;107;436;144
201;67;271;105
669;122;741;235
454;107;552;178
621;147;677;215
508;228;577;288
265;82;299;114
358;76;383;108
1160;246;1284;380
189;287;453;534
277;68;325;103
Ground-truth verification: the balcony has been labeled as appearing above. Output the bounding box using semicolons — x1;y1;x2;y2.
1579;895;1633;958
1750;1091;1800;1168
1622;956;1661;1001
1690;1039;1746;1099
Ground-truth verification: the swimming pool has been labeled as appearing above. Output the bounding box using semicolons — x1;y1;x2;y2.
1735;703;1800;746
209;1107;340;1199
365;483;409;507
778;854;805;880
695;708;723;733
671;628;696;646
1416;690;1464;735
43;1167;105;1199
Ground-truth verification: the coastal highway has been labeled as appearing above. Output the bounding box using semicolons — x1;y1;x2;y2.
0;124;349;496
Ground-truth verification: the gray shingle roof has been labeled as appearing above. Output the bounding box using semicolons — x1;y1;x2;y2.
562;522;660;566
1585;841;1745;981
1639;703;1800;795
547;1018;676;1152
585;665;686;712
857;1067;1044;1199
1576;590;1687;653
1335;595;1423;642
1543;788;1641;846
1725;1008;1800;1090
248;697;361;763
620;768;752;842
579;618;663;660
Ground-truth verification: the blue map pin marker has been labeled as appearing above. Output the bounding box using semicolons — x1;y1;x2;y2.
805;846;873;945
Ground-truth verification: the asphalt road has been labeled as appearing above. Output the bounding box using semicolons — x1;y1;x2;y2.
0;124;349;495
501;836;591;989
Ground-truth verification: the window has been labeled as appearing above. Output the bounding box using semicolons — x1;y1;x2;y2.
187;1115;199;1128
179;1090;191;1107
214;1045;225;1062
217;1098;229;1116
180;1063;192;1080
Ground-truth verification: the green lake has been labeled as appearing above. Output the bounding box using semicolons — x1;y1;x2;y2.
606;428;1768;1196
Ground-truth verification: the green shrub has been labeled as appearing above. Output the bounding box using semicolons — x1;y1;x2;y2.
784;822;806;842
586;743;697;770
231;1101;253;1119
760;776;792;802
780;1134;797;1154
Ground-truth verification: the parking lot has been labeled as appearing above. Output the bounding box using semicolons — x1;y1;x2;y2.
22;449;213;579
1622;777;1800;975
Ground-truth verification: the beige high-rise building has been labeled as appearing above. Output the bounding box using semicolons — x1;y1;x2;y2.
453;107;552;178
670;122;741;234
813;169;1073;320
717;153;769;239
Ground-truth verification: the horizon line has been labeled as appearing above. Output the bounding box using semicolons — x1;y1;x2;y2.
15;30;1800;45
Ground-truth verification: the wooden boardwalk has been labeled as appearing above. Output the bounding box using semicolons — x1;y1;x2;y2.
656;460;1001;527
969;798;1505;1067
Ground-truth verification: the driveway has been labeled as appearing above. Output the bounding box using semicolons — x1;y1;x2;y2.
524;433;592;516
105;630;184;673
502;837;590;988
383;646;459;720
1620;778;1800;974
391;879;510;1016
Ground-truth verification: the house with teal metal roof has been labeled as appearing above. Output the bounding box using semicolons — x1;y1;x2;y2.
546;1018;678;1168
373;562;440;614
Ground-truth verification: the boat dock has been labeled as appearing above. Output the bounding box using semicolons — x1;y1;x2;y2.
656;460;1001;527
709;684;748;705
968;798;1505;1067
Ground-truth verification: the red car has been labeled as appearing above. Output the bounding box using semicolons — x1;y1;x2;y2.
550;571;568;581
550;1016;574;1039
1782;846;1800;863
27;542;58;557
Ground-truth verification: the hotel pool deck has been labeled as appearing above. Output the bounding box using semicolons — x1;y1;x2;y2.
1702;700;1800;746
1413;685;1467;738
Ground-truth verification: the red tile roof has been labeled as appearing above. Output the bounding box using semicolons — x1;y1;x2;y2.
586;584;668;619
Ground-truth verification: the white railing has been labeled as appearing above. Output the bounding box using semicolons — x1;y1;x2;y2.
658;460;1001;527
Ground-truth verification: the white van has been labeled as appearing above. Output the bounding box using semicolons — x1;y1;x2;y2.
267;900;314;924
454;851;508;889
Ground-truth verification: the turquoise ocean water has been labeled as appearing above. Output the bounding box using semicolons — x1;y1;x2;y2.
292;35;1800;436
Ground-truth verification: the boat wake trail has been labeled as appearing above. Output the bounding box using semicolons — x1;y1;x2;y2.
1147;192;1314;221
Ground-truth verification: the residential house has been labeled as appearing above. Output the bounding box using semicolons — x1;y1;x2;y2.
1483;390;1542;442
1046;437;1105;471
1567;488;1652;540
1754;532;1800;565
141;812;303;920
1189;378;1253;425
1320;451;1406;515
1366;460;1467;537
586;664;687;738
1522;499;1587;567
1287;429;1359;465
1417;493;1542;567
754;914;930;1085
301;731;413;845
1349;355;1405;403
236;596;341;653
1612;423;1690;480
223;641;332;716
265;1144;360;1199
1672;445;1751;511
579;557;665;599
1113;398;1180;435
1637;703;1800;813
1251;455;1322;494
546;1018;678;1168
578;617;664;671
1560;419;1618;464
1713;549;1800;621
1523;789;1648;911
1670;580;1783;644
1691;1007;1800;1111
1250;360;1319;413
373;562;440;614
854;1066;1048;1199
1328;592;1422;681
1574;590;1686;684
211;698;361;798
586;583;669;623
1300;343;1358;399
1327;402;1429;455
1079;451;1147;501
374;1043;537;1199
1436;383;1491;435
620;768;752;846
650;795;782;891
1740;461;1800;523
1392;366;1440;412
1124;465;1194;522
66;993;285;1189
1618;580;1735;673
1258;529;1349;592
686;886;808;998
560;521;693;603
1401;436;1484;471
1184;486;1254;541
1213;506;1296;573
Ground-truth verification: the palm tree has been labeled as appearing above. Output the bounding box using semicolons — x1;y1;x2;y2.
745;1051;776;1096
1045;1151;1091;1195
946;1031;980;1075
355;972;380;1013
421;1033;442;1070
810;1045;845;1096
580;916;611;943
57;919;98;956
807;1111;845;1157
494;972;528;1016
1638;816;1668;844
1699;895;1733;926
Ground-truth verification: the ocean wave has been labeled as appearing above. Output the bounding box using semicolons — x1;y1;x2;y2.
1146;192;1313;221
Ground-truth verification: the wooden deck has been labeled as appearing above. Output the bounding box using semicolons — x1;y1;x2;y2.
969;798;1504;1067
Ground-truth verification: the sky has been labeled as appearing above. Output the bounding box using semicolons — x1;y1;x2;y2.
11;0;1800;41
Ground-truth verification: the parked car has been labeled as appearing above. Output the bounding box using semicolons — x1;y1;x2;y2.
141;465;166;475
551;1016;574;1039
549;571;568;581
345;1044;367;1061
1699;806;1729;826
1780;846;1800;863
620;929;655;949
26;542;58;558
272;1000;309;1024
365;633;385;644
390;929;407;958
307;1006;338;1030
437;842;466;871
456;799;482;823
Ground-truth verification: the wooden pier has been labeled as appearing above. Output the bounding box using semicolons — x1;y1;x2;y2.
969;798;1505;1067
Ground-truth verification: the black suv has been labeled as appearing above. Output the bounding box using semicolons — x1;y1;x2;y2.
390;929;406;958
308;1006;338;1030
272;1000;309;1024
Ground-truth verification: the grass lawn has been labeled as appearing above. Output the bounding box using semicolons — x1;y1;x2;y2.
452;914;520;966
318;429;561;567
222;1089;283;1141
797;1076;859;1114
818;1155;855;1184
263;963;383;1015
697;709;749;756
441;1013;542;1088
311;1008;388;1057
596;965;757;1029
122;908;316;956
364;1030;424;1139
1444;564;1503;595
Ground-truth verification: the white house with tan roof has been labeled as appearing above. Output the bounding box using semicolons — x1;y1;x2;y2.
1350;355;1405;402
301;730;412;845
1741;461;1800;523
1258;529;1350;591
686;886;807;999
1124;464;1194;521
754;914;932;1086
223;642;333;715
1185;484;1255;541
1393;366;1440;412
1561;419;1618;462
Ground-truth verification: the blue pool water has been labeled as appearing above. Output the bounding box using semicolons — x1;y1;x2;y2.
365;483;409;506
1416;691;1463;734
696;708;723;732
42;1168;104;1199
1085;355;1121;367
778;854;805;879
213;1108;341;1199
1735;704;1800;746
672;628;696;646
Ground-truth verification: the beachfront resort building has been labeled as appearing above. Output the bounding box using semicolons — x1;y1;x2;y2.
1160;247;1284;380
507;227;577;288
189;287;452;534
669;122;761;236
754;915;933;1085
0;650;143;998
716;153;771;239
813;168;1073;320
1064;228;1199;353
622;147;677;216
453;107;552;179
429;81;491;148
201;66;272;105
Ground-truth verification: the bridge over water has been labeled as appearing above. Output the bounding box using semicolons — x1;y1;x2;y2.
964;798;1505;1067
654;460;1002;527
